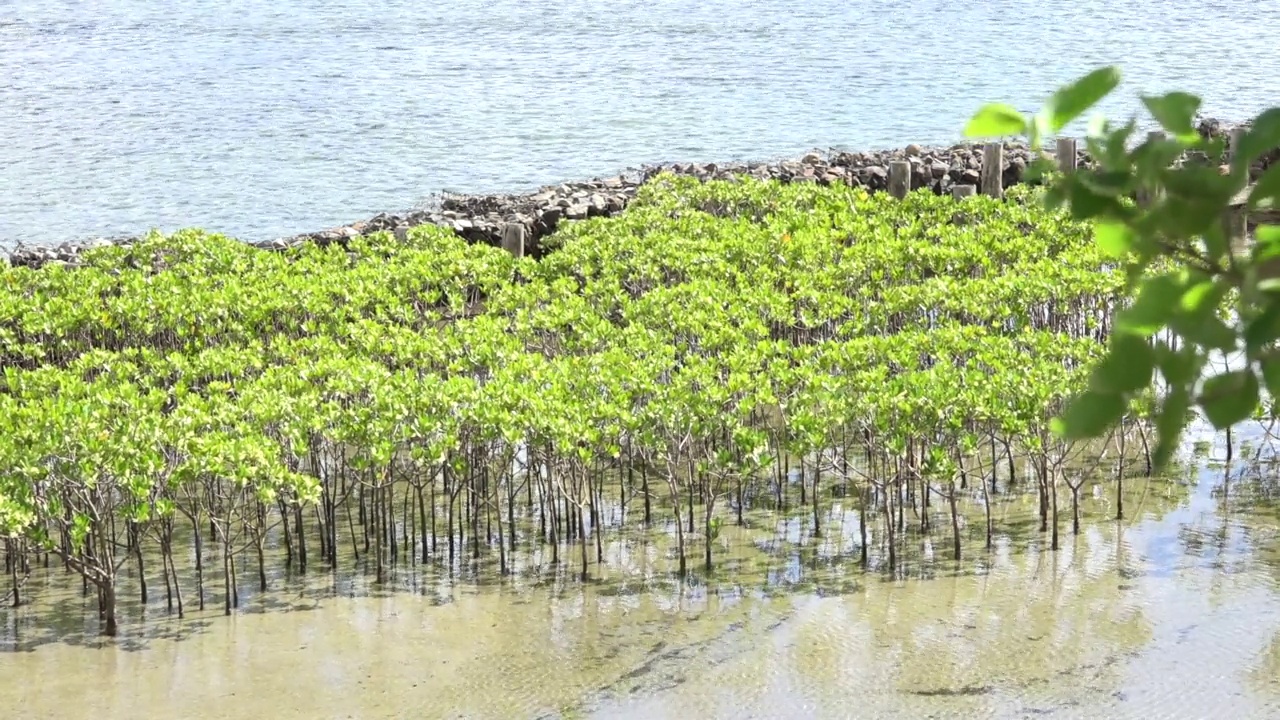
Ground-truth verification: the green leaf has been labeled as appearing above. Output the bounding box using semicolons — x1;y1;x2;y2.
1024;156;1058;183
1249;164;1280;211
1258;225;1280;246
1103;120;1138;167
1156;344;1200;387
1078;172;1137;199
1094;221;1134;258
1162;165;1242;204
1065;176;1128;219
1152;386;1190;471
1244;303;1280;354
1088;337;1154;394
1142;92;1202;138
1179;278;1225;317
1234;108;1280;169
1115;274;1183;335
1262;354;1280;400
1043;67;1121;133
1051;391;1127;440
1087;113;1108;138
1170;313;1237;352
1198;370;1260;428
964;104;1027;138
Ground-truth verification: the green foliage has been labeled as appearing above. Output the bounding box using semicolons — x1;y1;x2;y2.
967;66;1280;469
0;174;1122;590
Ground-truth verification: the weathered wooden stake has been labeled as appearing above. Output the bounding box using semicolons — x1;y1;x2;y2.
1056;138;1077;173
888;161;911;199
501;223;525;258
1226;132;1251;246
951;185;976;200
980;143;1004;199
1229;127;1247;163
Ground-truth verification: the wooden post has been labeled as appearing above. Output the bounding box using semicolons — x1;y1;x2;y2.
980;143;1004;199
1222;129;1251;250
951;185;976;200
1056;138;1077;173
888;161;911;199
1229;127;1247;163
501;222;525;258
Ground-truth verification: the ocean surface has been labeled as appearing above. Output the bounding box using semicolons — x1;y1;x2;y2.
1;0;1277;248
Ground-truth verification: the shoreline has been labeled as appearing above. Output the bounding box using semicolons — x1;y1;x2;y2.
5;117;1265;269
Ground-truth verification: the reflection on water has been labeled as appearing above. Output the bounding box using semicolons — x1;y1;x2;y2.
6;425;1280;718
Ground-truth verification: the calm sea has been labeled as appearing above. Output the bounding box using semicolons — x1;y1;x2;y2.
1;0;1276;247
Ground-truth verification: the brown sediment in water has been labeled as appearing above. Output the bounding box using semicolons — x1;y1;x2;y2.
3;454;1280;719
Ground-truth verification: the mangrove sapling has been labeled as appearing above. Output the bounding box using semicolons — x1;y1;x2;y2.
644;431;694;577
16;377;174;635
128;520;148;604
177;484;207;611
150;515;184;617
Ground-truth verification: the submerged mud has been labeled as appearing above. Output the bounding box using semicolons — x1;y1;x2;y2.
4;425;1280;719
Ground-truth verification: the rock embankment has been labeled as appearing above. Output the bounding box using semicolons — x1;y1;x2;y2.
254;141;1064;259
8;119;1275;269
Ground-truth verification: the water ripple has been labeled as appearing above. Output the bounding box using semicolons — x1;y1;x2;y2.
1;0;1277;247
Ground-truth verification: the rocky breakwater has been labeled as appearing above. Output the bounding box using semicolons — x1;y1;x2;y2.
268;141;1054;260
7;119;1274;270
276;173;642;259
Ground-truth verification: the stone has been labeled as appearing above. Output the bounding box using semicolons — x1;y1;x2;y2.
565;204;589;220
905;144;922;157
801;152;822;165
930;161;948;179
961;169;981;185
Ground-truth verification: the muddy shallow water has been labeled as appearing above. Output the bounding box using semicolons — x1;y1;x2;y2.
5;426;1280;719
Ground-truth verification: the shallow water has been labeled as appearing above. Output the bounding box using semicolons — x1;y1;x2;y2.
1;0;1278;248
5;424;1280;718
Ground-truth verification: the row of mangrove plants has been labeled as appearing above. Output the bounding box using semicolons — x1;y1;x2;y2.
0;176;1163;635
